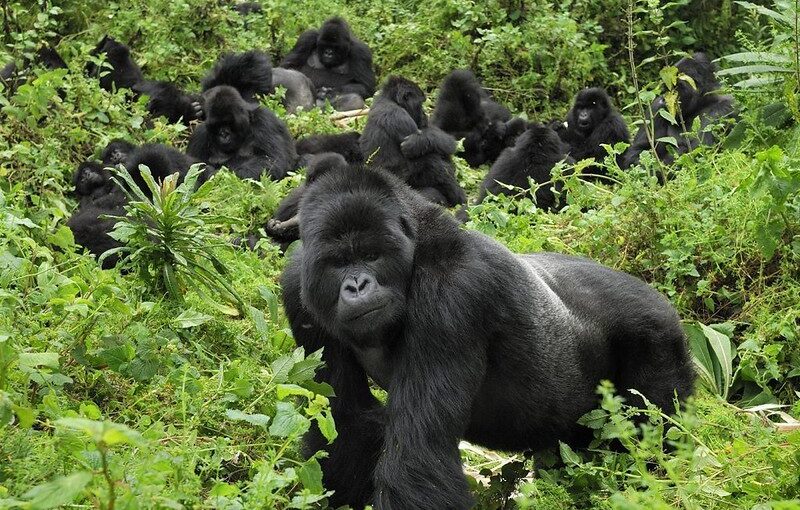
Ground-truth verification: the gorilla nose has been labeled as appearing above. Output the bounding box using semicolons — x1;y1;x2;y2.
340;273;377;303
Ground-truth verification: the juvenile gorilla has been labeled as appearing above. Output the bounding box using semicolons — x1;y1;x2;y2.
101;139;136;167
432;69;525;167
280;17;376;110
559;87;629;177
281;166;695;509
479;123;573;211
360;76;466;207
623;52;736;169
187;85;297;181
85;35;143;91
124;144;197;195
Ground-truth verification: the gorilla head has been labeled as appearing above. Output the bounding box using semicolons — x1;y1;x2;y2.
101;139;136;167
203;86;257;155
73;162;111;201
298;168;415;339
675;52;720;113
568;87;613;134
436;69;486;128
382;75;427;128
317;17;352;68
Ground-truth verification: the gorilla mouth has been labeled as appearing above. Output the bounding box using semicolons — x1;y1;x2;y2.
578;119;591;129
350;305;386;321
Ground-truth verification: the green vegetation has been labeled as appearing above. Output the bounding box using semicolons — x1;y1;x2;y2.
1;0;799;508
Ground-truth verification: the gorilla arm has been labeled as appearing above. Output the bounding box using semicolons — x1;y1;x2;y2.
373;276;487;510
280;30;320;69
337;39;376;98
400;126;458;159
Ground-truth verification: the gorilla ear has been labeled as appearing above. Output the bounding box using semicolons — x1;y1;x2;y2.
400;215;416;241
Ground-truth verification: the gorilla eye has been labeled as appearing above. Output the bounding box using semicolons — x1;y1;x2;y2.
364;252;380;262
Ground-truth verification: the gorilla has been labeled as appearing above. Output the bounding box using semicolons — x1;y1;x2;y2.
133;80;202;125
73;162;114;206
201;50;273;104
280;17;376;110
101;139;136;167
558;87;629;178
297;131;364;164
272;68;316;113
432;69;525;167
187;85;297;181
124;144;197;195
360;76;466;207
1;44;67;93
85;35;143;91
281;164;695;510
623;52;736;169
479;123;573;212
265;153;348;249
232;2;262;16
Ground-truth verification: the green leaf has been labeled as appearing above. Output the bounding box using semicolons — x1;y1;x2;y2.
18;352;59;369
559;442;581;466
298;458;324;493
717;64;792;76
269;401;310;437
225;409;270;427
276;383;314;400
46;225;74;250
55;418;143;446
720;51;792;64
172;309;212;329
21;471;93;509
271;354;295;384
314;409;338;443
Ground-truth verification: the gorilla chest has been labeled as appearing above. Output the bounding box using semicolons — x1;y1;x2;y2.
302;61;352;89
350;344;392;389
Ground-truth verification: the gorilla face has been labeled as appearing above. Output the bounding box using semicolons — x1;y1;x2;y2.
317;18;352;68
101;139;135;167
203;86;254;154
299;171;415;340
569;88;611;134
675;53;719;114
73;162;110;197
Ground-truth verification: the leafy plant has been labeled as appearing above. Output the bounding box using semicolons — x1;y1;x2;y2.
106;164;244;315
685;321;737;399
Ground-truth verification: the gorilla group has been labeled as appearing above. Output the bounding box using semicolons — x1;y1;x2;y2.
281;163;695;510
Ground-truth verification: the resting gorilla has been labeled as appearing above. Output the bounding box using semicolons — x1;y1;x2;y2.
124;144;197;195
558;87;629;178
281;165;695;510
623;52;736;169
272;68;316;113
432;69;526;167
101;139;136;167
478;123;573;212
280;17;376;111
187;85;297;181
296;131;364;165
360;76;466;207
264;153;348;249
201;50;273;104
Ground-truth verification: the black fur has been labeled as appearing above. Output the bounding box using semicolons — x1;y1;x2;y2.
101;139;136;167
73;161;114;205
265;153;348;248
1;44;67;93
280;17;376;110
297;132;364;164
623;52;737;169
187;85;297;181
360;76;466;207
560;87;629;177
281;165;695;509
232;2;262;15
85;35;144;91
201;50;273;103
124;144;196;196
479;123;573;211
134;80;202;125
432;69;522;166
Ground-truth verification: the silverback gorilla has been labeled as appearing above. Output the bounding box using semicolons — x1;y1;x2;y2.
281;165;695;509
280;17;376;111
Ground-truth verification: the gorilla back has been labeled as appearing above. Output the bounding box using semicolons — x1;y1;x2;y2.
281;165;695;509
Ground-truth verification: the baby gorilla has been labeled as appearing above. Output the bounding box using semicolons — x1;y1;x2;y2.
479;123;573;211
187;85;297;181
281;165;695;509
559;87;629;178
360;76;466;207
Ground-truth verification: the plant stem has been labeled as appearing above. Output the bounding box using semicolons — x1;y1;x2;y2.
99;445;116;510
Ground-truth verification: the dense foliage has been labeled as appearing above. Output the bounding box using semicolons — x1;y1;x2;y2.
0;0;799;508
